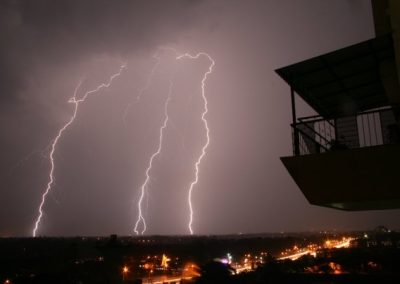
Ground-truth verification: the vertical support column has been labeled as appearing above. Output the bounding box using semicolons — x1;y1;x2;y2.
291;86;300;156
334;118;338;140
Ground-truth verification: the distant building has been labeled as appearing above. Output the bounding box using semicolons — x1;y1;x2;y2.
351;228;400;248
276;0;400;210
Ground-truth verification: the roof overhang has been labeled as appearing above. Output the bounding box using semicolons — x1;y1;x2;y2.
276;34;397;118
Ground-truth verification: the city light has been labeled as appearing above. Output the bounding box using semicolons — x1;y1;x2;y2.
277;236;354;261
122;266;129;281
161;254;171;269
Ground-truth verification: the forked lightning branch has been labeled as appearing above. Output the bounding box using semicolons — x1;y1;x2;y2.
32;50;215;236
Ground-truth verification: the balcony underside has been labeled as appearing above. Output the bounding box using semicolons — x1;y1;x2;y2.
281;144;400;210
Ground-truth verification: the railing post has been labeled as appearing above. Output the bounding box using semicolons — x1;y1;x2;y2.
291;87;300;155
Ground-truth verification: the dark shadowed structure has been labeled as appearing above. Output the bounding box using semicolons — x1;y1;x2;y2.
277;0;400;210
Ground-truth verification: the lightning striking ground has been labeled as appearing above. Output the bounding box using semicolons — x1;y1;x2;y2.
32;64;126;237
133;81;173;235
176;52;215;235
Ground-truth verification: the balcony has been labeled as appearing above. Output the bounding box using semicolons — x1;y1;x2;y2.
281;106;400;210
276;35;400;210
291;106;400;156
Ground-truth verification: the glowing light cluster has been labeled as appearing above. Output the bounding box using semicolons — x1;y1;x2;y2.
32;64;126;237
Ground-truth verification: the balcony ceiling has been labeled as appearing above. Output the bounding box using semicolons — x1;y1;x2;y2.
276;34;396;118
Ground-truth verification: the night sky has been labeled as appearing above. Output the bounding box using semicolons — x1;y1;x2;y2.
1;0;399;237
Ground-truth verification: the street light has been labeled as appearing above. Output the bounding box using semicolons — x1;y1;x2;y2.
122;266;129;281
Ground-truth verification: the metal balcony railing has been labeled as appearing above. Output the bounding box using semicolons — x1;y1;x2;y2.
291;106;400;156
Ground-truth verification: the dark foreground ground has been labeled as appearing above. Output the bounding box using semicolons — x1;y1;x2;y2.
1;230;399;283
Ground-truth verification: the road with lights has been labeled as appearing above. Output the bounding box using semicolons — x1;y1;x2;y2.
277;237;354;261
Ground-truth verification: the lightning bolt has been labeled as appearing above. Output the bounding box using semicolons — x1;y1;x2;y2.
32;64;126;237
134;80;173;235
122;53;161;125
176;52;215;235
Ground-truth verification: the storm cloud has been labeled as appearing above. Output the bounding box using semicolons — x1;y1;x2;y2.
1;0;399;236
1;1;217;100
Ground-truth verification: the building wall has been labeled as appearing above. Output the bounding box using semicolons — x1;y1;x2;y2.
389;0;400;89
281;143;400;210
372;0;391;36
372;0;400;104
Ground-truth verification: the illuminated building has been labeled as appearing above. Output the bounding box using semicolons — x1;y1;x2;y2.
276;0;400;210
161;254;171;269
